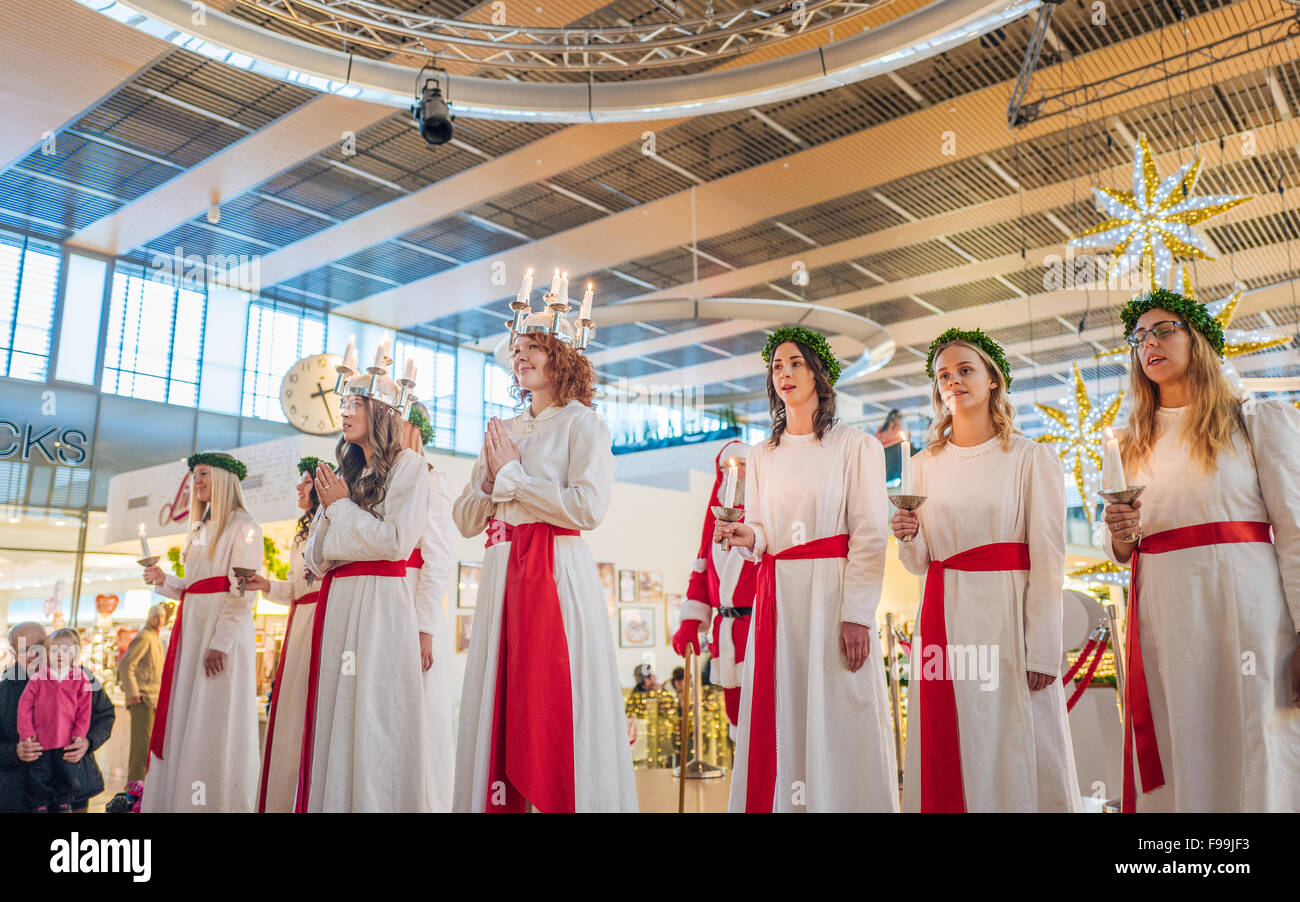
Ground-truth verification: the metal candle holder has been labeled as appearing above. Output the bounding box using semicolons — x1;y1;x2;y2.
137;555;160;569
397;377;415;412
576;317;595;351
1098;485;1145;543
334;363;355;395
711;505;744;551
887;494;927;543
506;295;532;346
232;567;258;594
545;291;570;334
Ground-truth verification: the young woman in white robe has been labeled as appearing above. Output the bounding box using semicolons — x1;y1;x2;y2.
141;454;261;812
891;332;1081;812
401;406;457;813
245;460;324;812
299;389;432;812
451;330;637;813
716;331;897;813
1102;293;1300;812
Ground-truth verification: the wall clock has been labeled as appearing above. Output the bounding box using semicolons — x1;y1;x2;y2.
280;354;343;435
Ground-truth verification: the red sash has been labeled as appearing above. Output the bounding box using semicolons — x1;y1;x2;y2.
407;549;424;569
146;576;232;762
920;542;1030;813
745;534;849;813
294;560;409;813
256;590;318;813
1121;521;1272;812
484;518;580;813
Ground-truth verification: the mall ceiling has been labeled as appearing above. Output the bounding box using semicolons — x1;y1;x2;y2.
2;0;1298;430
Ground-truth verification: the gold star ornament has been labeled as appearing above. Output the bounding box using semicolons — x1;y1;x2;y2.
1034;363;1124;525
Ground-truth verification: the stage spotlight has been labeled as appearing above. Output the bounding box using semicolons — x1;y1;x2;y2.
412;76;454;147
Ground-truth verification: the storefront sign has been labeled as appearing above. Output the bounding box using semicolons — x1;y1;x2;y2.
0;419;88;465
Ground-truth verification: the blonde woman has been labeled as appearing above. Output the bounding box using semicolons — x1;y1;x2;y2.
141;452;261;812
890;329;1079;812
1101;288;1300;812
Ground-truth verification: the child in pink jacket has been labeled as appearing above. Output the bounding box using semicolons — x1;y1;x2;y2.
17;629;92;813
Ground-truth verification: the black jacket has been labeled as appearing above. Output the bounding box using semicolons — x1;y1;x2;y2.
0;664;116;812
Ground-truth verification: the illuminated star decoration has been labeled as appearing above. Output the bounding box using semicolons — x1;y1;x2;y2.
1067;560;1130;588
1034;363;1124;530
1067;134;1252;292
1094;266;1293;396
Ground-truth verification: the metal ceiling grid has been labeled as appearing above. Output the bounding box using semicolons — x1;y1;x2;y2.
696;222;819;269
465;182;606;240
331;240;455;288
945;208;1070;261
1029;342;1109;366
400;214;527;259
548;143;698;211
137;219;271;264
875;155;1017;220
855;238;973;282
258;158;404;221
651;109;799;183
990;317;1075;346
848;296;923;326
755;79;921;149
915;274;1023;313
700;328;777;356
606;246;733;290
1209;208;1300;257
0;171;117;238
771;190;910;245
597;357;676;380
645;344;729;369
797;261;879;300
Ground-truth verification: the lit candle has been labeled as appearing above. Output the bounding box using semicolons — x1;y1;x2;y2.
138;522;150;559
900;431;912;494
342;335;357;372
580;283;594;321
722;460;739;509
549;267;560;296
518;268;533;304
1104;428;1127;491
374;338;390;369
557;271;569;305
403;356;417;383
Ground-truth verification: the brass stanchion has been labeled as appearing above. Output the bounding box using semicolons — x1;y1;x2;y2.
677;647;689;813
885;613;904;794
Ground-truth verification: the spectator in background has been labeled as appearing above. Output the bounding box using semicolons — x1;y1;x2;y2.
631;663;661;694
118;605;165;785
17;629;92;812
874;409;904;448
0;622;115;813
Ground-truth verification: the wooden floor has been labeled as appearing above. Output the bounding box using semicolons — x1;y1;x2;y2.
635;768;732;813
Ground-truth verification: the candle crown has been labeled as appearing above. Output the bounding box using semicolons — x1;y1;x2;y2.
334;337;417;415
506;263;597;352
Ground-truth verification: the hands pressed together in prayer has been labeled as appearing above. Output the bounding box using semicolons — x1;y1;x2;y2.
480;418;521;495
315;463;350;509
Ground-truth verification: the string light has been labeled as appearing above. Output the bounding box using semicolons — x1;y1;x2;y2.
1034;364;1124;534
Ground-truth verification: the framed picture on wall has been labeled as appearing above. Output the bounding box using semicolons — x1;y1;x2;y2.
597;562;616;617
619;606;654;648
664;593;685;636
457;562;481;609
456;613;474;653
637;571;663;607
618;569;637;603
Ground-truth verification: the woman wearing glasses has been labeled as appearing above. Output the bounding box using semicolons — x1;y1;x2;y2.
1101;288;1300;813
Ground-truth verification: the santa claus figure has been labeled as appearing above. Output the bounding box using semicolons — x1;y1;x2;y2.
671;440;758;727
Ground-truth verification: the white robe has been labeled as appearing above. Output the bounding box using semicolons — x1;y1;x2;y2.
302;448;431;812
405;464;457;813
259;533;317;813
141;511;261;813
450;400;638;813
731;423;899;812
1103;401;1300;812
898;435;1082;812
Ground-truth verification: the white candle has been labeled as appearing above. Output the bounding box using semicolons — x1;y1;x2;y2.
518;268;533;304
138;522;150;559
580;283;594;321
403;356;417;383
722;461;739;509
374;338;390;368
900;432;912;494
342;335;357;372
557;271;569;305
549;267;560;296
1104;428;1127;491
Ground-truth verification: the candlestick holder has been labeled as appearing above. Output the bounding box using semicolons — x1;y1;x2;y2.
396;377;416;413
334;363;356;395
137;555;159;569
1098;485;1145;543
544;292;571;335
711;505;744;551
506;295;532;346
232;567;258;594
887;493;927;543
576;318;596;351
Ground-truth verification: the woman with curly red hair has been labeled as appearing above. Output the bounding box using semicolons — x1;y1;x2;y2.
452;329;636;813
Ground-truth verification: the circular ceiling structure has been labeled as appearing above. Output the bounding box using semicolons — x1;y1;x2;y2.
84;0;1040;121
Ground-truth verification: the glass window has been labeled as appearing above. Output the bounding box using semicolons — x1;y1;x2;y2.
483;359;517;422
394;337;457;450
102;261;207;406
0;230;62;381
242;299;327;421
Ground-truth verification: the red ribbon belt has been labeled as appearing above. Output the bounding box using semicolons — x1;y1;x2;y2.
294;559;410;813
1121;521;1272;813
484;518;580;813
746;533;849;813
147;576;232;762
256;589;318;813
407;549;424;569
920;542;1030;813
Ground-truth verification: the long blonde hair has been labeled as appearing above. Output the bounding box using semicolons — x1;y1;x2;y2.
1119;324;1243;474
925;340;1018;454
187;464;248;560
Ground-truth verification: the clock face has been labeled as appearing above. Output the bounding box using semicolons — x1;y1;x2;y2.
280;354;344;436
